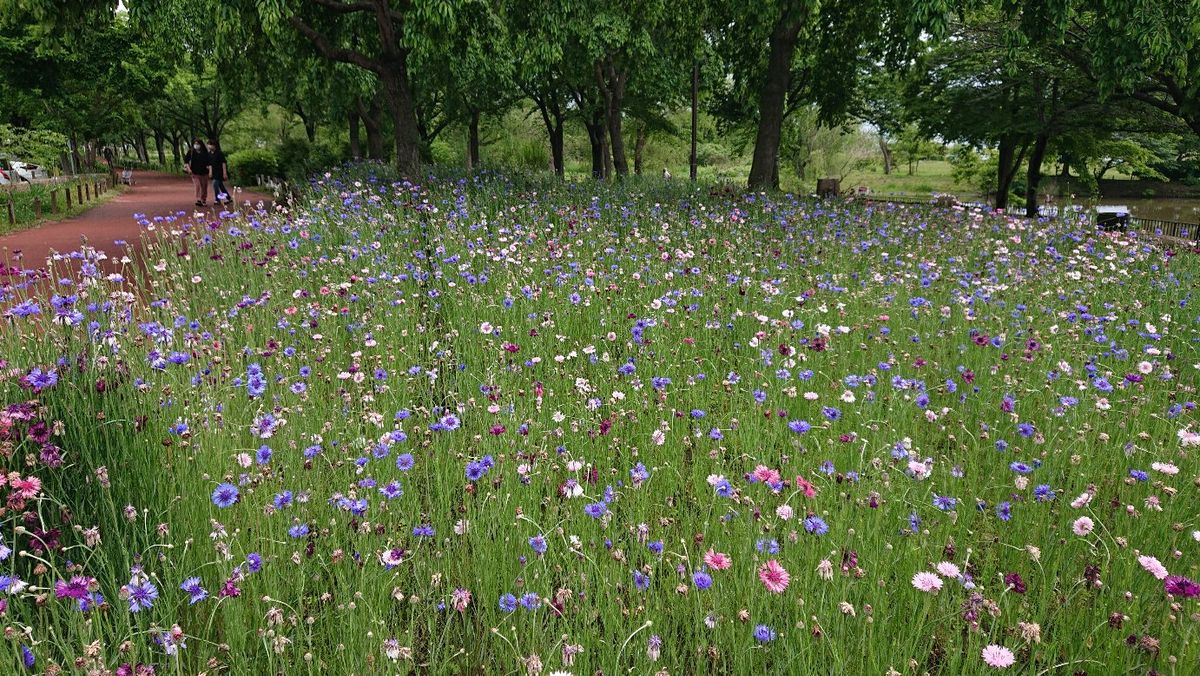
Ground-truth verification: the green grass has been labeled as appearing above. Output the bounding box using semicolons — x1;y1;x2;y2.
1;177;125;234
0;167;1196;674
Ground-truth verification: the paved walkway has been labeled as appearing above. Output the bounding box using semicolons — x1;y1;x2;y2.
0;171;271;270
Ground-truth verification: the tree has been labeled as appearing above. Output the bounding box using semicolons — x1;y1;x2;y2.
715;0;949;191
250;1;465;177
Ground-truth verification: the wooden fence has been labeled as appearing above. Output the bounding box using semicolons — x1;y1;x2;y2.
3;174;116;227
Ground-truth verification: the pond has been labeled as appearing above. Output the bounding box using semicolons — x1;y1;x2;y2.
1090;197;1200;224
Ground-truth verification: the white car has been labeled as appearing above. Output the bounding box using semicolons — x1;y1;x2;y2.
10;161;47;182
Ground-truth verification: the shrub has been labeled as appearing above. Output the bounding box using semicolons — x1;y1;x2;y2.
227;149;280;183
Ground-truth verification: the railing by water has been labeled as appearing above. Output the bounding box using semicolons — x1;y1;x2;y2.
854;194;1199;244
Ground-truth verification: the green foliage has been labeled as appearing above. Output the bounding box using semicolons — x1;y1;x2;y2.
0;124;67;168
227;148;280;182
428;138;456;166
276;137;341;181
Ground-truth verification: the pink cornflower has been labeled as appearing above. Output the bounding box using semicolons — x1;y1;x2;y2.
981;644;1015;668
795;476;817;498
935;562;961;578
1138;555;1169;580
758;559;790;593
752;465;781;485
11;476;41;499
911;571;943;593
450;587;471;612
1072;516;1094;536
703;550;732;571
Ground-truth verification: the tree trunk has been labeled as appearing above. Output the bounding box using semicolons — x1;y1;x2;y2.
359;97;385;160
467;109;480;169
298;108;317;143
585;109;606;180
690;59;699;181
634;123;648;176
1024;132;1050;218
602;131;613;179
548;119;564;177
380;58;420;176
170;134;182;165
349;105;362;159
597;59;629;177
995;136;1028;211
136;131;149;162
878;134;892;174
996;136;1015;210
748;16;801;190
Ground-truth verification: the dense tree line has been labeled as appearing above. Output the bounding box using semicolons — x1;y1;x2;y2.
2;0;1198;209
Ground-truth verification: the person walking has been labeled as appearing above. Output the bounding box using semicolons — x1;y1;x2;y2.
207;139;230;205
183;138;210;206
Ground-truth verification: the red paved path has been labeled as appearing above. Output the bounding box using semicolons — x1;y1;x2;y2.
0;171;271;270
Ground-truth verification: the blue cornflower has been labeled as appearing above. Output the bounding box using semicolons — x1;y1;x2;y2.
181;577;208;605
803;516;829;535
413;524;435;537
933;494;957;511
995;501;1012;521
1009;461;1033;474
211;483;239;508
256;445;273;464
1130;469;1149;481
1017;422;1035;437
379;481;403;499
529;535;547;555
498;593;517;612
518;592;540;610
754;624;776;643
633;570;651;591
692;570;713;589
126;578;158;613
822;406;841;421
630;463;650;484
396;453;415;471
713;478;733;497
584;502;608;518
788;419;811;434
246;553;263;573
465;462;486;482
288;523;310;538
1033;484;1056;502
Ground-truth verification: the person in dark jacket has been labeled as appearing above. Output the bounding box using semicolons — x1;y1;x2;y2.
207;139;230;205
184;138;210;206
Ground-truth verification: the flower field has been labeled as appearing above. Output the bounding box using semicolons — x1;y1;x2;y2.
1;167;1198;674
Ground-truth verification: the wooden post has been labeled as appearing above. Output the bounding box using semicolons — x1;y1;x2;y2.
33;198;41;220
76;184;83;204
50;189;58;213
85;182;91;201
65;186;72;208
816;178;841;198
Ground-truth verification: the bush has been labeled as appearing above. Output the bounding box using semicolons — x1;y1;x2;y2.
227;149;280;183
